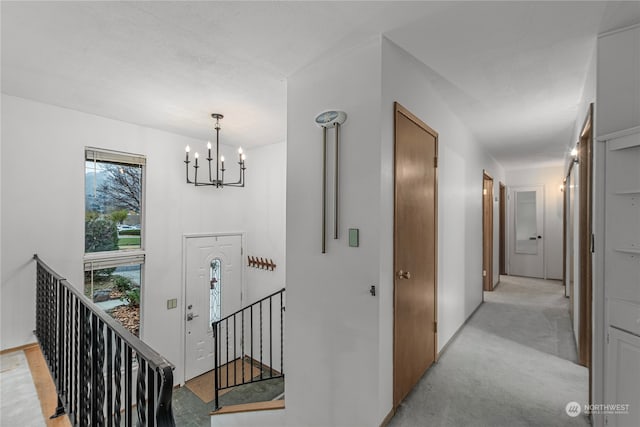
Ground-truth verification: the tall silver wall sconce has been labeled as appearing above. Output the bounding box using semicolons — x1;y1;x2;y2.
184;113;246;187
315;110;347;253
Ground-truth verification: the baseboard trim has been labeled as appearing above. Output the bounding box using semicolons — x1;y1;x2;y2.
437;300;484;360
0;342;38;355
379;407;396;427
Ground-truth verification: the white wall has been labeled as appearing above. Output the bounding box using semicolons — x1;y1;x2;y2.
243;142;287;303
506;165;564;280
0;95;286;386
286;36;383;427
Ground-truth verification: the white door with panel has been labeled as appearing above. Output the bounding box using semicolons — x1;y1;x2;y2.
602;129;640;427
509;186;544;278
184;234;243;381
605;327;640;427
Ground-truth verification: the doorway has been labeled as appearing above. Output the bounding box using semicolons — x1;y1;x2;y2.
184;233;243;381
509;186;544;278
483;172;494;291
393;102;438;408
499;182;506;276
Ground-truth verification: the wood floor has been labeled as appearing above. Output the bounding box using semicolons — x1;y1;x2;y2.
0;344;70;427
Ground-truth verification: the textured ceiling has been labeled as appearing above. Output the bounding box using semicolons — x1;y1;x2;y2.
2;1;639;168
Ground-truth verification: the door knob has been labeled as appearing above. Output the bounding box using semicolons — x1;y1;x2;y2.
187;312;200;321
397;270;411;280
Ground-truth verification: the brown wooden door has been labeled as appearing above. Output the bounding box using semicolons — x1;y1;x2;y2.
578;105;593;373
393;103;438;407
483;173;494;291
499;182;506;276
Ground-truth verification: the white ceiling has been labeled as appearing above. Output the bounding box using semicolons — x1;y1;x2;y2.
2;1;639;168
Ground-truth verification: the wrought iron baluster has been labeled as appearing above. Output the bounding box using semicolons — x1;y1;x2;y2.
241;311;245;383
213;322;220;411
51;281;65;419
155;366;175;426
269;298;273;378
259;301;263;379
137;356;147;427
93;317;105;426
281;292;284;374
147;364;155;427
80;305;91;426
233;314;237;386
125;345;132;427
65;288;71;407
106;328;113;427
73;297;80;425
114;337;122;427
226;318;229;388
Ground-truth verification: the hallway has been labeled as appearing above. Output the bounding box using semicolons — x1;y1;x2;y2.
389;275;590;427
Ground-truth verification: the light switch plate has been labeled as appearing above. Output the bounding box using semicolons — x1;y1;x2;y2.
167;298;177;309
349;228;359;247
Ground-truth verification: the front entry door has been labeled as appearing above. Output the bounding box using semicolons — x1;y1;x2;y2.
509;186;544;278
393;103;438;407
185;234;243;381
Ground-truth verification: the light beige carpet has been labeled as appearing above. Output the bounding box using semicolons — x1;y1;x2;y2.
185;359;260;403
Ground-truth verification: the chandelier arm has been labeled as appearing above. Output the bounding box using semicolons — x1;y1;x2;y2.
215;126;220;188
184;160;192;184
207;156;213;183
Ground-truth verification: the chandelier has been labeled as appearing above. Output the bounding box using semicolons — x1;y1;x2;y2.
184;113;246;187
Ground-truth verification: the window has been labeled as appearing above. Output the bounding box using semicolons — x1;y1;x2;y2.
210;259;222;325
84;148;145;336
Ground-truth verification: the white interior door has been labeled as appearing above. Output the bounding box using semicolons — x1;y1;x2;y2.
184;234;243;381
509;186;544;278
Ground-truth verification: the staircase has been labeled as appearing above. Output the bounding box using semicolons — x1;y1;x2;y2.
210;288;285;415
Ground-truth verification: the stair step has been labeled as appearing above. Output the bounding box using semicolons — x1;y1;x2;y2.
210;399;285;416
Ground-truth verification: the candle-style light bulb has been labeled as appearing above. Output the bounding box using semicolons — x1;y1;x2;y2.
207;141;212;150
241;153;246;161
194;152;199;166
185;145;191;153
238;147;243;154
570;147;578;157
185;145;190;162
220;155;225;162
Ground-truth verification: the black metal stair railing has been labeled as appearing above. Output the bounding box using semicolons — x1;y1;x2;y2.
33;254;175;427
212;287;285;410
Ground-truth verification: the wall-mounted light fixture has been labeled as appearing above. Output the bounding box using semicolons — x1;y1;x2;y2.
184;113;246;187
315;110;347;253
570;146;579;163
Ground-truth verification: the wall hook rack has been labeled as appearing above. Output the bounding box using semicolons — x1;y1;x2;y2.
247;256;276;271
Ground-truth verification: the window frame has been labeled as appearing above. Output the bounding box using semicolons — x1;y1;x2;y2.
84;147;147;336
